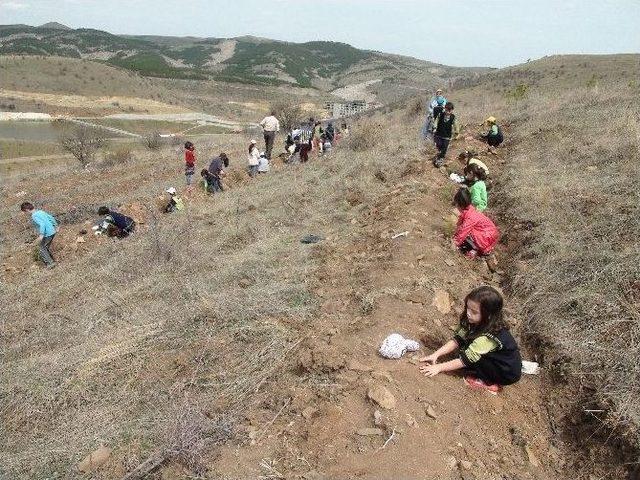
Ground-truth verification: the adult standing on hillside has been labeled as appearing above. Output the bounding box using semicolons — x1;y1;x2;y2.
20;202;58;268
423;88;447;141
260;111;280;160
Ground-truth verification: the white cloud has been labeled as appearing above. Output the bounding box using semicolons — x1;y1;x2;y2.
0;0;29;9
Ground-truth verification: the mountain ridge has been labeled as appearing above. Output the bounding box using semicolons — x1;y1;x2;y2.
0;23;488;99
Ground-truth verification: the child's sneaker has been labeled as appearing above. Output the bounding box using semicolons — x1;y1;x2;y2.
463;375;501;395
464;250;478;260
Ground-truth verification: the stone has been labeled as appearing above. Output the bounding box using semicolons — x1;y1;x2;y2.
425;405;438;419
460;460;473;470
525;445;541;467
405;414;418;428
77;446;112;473
367;385;396;410
432;289;451;314
373;409;386;427
444;258;455;267
446;456;458;470
357;428;385;436
302;406;318;420
75;236;86;243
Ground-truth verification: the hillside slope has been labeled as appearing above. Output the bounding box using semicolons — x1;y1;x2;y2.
1;54;637;479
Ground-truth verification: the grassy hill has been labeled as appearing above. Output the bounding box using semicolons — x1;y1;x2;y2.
1;53;638;479
0;24;486;98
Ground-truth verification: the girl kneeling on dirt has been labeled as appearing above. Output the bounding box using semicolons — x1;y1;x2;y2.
452;188;498;259
419;286;522;393
464;163;488;212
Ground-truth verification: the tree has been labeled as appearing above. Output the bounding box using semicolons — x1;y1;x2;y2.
271;101;304;133
59;126;106;167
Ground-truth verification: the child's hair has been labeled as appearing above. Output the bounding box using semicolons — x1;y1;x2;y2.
200;168;209;177
98;206;110;215
453;188;471;209
219;153;229;168
185;141;194;150
460;286;509;336
20;202;34;211
464;163;487;181
445;102;454;111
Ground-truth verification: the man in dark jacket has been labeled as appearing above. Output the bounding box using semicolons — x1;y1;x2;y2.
97;206;136;238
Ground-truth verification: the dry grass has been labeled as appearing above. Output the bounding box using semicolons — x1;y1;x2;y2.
457;81;640;447
348;120;381;152
0;114;409;478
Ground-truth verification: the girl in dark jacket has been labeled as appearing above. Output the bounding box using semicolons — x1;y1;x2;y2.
418;286;522;394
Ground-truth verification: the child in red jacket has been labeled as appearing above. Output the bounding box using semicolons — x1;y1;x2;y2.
184;141;196;193
452;188;499;259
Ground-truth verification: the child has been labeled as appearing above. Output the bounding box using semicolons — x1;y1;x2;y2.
248;140;260;177
419;286;522;393
465;163;488;212
207;153;228;193
201;168;217;194
312;121;323;154
164;187;185;213
97;206;135;238
452;188;499;259
184;141;196;193
20;201;58;268
432;102;460;167
321;134;332;155
482;116;503;152
458;150;489;177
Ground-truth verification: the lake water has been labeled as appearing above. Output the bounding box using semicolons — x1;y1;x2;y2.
0;121;122;143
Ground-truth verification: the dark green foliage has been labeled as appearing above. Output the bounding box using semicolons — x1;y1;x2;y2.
107;53;208;80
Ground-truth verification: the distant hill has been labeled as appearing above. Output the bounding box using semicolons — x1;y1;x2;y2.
38;22;71;30
0;24;488;101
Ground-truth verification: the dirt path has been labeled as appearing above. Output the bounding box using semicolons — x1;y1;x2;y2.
211;142;566;479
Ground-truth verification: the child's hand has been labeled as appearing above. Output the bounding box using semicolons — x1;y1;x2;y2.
419;363;442;377
419;353;439;364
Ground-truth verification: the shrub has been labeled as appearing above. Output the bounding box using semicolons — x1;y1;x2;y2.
143;131;163;150
102;146;133;168
270;101;304;133
59;126;106;168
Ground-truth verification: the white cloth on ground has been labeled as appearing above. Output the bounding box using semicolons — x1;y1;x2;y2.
379;333;420;359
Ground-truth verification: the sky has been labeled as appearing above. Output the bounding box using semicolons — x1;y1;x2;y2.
1;0;639;67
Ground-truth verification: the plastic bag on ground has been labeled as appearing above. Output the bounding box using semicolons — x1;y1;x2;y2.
379;333;420;359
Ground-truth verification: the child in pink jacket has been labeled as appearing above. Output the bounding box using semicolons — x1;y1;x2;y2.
452;188;499;258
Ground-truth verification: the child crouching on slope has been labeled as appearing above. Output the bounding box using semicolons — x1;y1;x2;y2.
419;286;522;394
464;163;488;212
452;188;498;259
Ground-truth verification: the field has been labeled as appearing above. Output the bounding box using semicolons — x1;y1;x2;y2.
1;54;639;479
